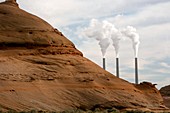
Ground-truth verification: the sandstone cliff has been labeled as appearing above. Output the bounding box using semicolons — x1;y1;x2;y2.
0;1;168;112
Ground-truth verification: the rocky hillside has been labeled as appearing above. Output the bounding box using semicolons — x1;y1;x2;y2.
0;0;169;112
160;85;170;108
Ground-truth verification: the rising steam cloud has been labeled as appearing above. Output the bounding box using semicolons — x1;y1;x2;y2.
99;38;110;57
83;19;111;57
102;21;123;58
83;19;123;57
82;19;139;58
110;27;123;58
121;26;140;58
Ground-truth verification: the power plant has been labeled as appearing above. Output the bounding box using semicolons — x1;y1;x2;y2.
83;19;140;84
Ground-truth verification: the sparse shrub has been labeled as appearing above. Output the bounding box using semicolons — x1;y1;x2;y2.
18;110;27;113
49;112;57;113
125;110;144;113
29;110;37;113
107;108;118;113
7;110;18;113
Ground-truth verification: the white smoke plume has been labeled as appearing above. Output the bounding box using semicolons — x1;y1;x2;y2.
83;19;103;41
99;38;110;57
121;26;140;58
82;19;141;58
101;20;123;58
110;27;123;58
83;19;111;57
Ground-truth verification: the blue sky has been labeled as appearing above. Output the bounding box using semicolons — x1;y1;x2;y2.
1;0;170;89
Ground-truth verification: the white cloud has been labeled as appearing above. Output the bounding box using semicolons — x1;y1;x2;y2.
160;62;170;68
107;1;170;28
8;0;169;27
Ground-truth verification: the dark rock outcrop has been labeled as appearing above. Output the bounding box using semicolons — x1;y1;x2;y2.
0;0;169;112
160;85;170;108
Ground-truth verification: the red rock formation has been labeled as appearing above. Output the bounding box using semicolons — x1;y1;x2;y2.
0;0;169;112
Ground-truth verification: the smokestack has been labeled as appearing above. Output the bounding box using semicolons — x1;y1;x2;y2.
135;58;138;84
103;58;106;70
116;58;119;78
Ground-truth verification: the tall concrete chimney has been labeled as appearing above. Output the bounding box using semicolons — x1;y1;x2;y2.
103;58;106;70
116;58;119;78
135;58;138;84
